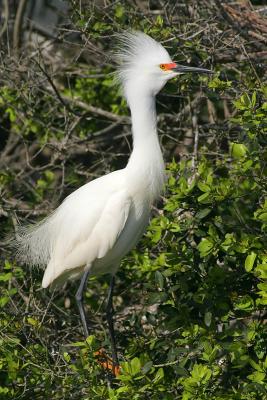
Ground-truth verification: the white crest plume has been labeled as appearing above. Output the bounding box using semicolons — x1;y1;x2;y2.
114;31;172;87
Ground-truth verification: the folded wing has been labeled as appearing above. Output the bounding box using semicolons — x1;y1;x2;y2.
42;187;131;287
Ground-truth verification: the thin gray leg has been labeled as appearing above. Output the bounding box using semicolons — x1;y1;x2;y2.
75;269;90;337
106;274;119;367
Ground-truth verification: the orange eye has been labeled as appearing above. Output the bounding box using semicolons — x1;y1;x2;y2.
160;64;167;71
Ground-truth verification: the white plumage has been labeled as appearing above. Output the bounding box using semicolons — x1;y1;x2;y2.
15;31;211;290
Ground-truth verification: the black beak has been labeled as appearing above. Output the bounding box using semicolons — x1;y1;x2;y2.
173;64;213;74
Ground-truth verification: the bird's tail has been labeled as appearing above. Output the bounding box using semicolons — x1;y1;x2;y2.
13;214;56;268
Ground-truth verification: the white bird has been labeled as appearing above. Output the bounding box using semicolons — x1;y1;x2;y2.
16;31;211;370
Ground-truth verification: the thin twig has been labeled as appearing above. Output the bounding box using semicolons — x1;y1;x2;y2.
13;0;28;51
36;60;130;123
0;0;9;40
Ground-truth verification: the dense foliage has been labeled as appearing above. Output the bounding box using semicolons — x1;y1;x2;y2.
0;1;266;399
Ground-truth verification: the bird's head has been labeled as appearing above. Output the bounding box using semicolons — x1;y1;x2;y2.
114;31;212;101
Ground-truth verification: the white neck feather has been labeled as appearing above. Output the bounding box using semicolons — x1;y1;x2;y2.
126;88;165;202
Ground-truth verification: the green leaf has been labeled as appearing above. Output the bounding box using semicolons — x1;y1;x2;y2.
153;367;164;383
195;208;211;220
234;295;254;311
63;352;71;363
156;15;164;27
255;264;267;279
130;357;141;376
197;182;210;192
197;192;211;204
247;371;266;383
0;272;12;281
115;4;125;19
0;297;9;307
197;238;214;257
142;361;153;374
44;170;55;182
251;91;257;108
204;311;212;327
245;252;257;272
230;142;247;159
85;335;95;346
27;317;39;327
191;363;212;383
155;271;164;290
4;260;12;270
249;359;263;372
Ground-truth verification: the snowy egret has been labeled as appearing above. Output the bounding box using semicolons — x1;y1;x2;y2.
16;31;212;371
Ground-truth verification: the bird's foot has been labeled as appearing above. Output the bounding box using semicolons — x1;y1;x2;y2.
94;348;120;377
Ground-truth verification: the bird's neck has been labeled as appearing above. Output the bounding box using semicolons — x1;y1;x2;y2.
129;94;157;146
126;93;165;201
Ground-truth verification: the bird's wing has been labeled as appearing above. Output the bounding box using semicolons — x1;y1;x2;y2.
87;189;132;259
42;185;131;287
